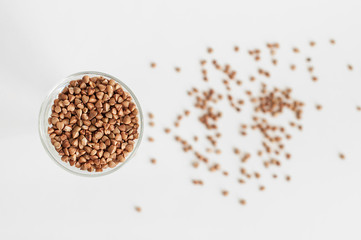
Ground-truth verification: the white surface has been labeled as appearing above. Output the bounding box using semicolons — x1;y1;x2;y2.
1;0;361;239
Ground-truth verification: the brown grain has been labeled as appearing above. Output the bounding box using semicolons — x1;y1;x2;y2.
192;179;204;185
222;190;229;196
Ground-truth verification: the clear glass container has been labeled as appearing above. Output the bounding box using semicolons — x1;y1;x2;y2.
38;71;144;177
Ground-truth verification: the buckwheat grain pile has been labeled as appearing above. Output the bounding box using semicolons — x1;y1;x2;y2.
48;75;140;172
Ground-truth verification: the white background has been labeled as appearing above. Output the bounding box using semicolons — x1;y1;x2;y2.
1;0;361;239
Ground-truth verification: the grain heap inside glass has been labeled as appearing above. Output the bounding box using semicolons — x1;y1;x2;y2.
48;75;140;172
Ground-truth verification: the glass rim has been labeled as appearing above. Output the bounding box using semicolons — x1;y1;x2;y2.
38;71;144;177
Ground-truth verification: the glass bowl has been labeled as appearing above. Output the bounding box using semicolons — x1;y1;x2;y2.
39;71;144;177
